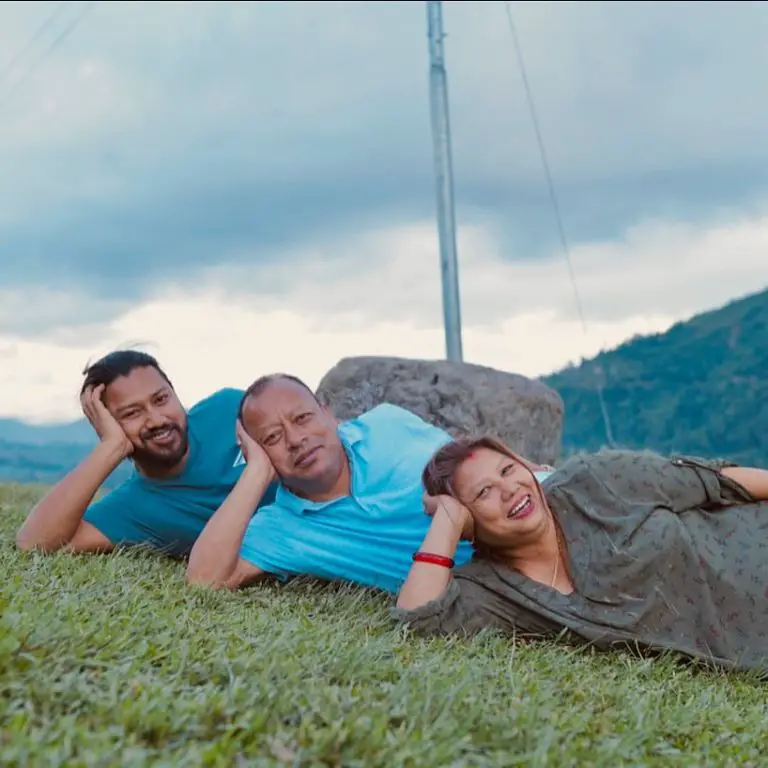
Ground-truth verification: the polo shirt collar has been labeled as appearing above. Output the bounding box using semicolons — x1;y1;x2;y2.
274;420;363;514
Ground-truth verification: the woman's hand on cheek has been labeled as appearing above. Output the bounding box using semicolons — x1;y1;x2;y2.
423;492;474;540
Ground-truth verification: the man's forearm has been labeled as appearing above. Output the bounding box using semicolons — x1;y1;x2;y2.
16;441;126;551
187;464;272;585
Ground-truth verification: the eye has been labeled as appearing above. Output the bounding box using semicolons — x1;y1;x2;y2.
477;486;490;499
295;412;312;424
263;433;281;446
501;464;515;476
155;393;169;405
121;410;140;420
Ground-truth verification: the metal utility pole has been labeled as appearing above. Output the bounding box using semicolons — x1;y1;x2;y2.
427;0;463;362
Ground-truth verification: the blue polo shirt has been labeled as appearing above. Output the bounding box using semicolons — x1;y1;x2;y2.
239;403;476;594
83;388;277;557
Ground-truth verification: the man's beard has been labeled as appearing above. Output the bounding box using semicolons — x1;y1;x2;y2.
132;424;189;474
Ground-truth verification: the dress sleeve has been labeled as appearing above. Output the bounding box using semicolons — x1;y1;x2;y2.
391;574;562;639
558;450;755;514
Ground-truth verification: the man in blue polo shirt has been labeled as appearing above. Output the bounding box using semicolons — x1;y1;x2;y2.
16;350;276;557
186;373;552;594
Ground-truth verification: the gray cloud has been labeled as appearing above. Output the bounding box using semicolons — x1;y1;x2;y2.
2;0;768;335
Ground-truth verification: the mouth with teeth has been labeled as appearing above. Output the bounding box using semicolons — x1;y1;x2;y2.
144;425;179;447
507;494;535;521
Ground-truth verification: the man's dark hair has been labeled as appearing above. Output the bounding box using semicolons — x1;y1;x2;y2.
80;350;173;396
238;373;319;423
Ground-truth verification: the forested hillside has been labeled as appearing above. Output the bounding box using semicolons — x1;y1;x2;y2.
543;287;768;466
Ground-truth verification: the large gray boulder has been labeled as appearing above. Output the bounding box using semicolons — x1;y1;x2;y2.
316;356;563;465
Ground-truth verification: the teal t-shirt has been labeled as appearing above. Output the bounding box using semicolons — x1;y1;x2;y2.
83;387;276;557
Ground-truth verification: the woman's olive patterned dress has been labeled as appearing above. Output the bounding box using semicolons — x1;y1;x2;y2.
394;450;768;672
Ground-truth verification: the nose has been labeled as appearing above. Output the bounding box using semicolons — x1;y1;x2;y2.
284;423;304;451
145;405;167;429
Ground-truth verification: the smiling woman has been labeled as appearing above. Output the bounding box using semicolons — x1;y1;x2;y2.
395;437;768;674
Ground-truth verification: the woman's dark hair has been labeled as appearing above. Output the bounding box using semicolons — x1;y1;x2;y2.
422;435;535;497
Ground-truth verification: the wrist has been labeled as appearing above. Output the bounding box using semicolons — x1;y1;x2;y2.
413;551;455;568
432;504;468;533
94;440;130;467
421;511;464;556
240;462;275;490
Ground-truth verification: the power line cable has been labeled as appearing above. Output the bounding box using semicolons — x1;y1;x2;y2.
503;1;616;447
0;1;96;111
0;1;72;87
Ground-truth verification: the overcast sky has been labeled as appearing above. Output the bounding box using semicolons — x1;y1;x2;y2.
2;0;767;423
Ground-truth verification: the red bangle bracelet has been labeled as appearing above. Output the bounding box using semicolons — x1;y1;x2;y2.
412;551;455;568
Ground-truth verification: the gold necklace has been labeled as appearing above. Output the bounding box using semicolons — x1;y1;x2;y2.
550;521;564;588
550;512;565;589
550;552;559;588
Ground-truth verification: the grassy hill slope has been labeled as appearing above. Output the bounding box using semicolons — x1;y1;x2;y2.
2;484;766;763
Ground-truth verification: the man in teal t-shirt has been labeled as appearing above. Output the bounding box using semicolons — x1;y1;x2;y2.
16;350;276;558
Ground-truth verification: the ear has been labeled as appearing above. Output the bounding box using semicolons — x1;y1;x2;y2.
318;402;338;424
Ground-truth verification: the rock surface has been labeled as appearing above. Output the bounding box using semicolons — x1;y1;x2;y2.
316;356;563;465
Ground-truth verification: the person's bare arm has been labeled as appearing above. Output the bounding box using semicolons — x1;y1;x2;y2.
187;422;274;589
396;495;472;611
721;467;768;500
16;385;131;554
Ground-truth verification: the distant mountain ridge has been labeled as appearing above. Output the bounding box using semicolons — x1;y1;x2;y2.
542;285;768;467
0;414;116;486
0;418;93;447
1;285;766;485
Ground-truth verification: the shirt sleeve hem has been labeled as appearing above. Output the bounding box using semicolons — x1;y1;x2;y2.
238;548;291;581
390;579;459;624
82;508;143;547
670;455;756;504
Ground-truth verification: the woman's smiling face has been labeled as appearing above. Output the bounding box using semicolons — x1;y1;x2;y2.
452;446;551;548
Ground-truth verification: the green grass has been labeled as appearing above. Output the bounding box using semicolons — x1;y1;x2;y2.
1;484;766;766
